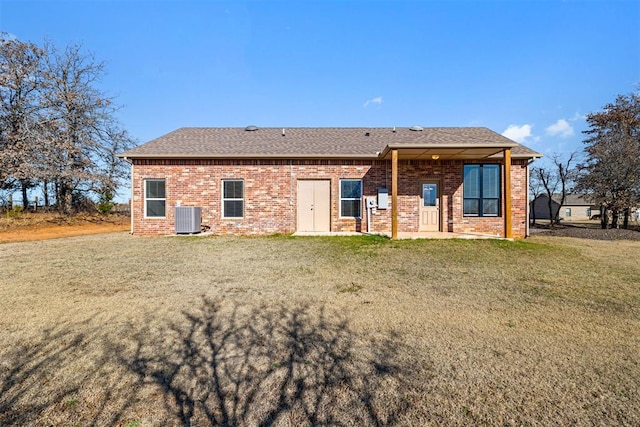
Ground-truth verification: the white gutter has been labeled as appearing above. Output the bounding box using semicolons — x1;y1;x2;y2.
526;161;530;237
124;157;134;235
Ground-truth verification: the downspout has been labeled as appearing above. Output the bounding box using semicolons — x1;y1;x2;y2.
125;158;134;235
526;160;530;237
366;198;370;234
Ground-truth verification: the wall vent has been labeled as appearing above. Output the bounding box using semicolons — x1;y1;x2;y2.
175;206;202;234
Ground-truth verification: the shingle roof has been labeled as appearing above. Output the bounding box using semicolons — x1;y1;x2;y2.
119;127;542;159
533;194;597;206
552;194;595;206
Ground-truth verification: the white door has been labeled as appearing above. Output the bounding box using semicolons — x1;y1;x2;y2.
297;180;330;232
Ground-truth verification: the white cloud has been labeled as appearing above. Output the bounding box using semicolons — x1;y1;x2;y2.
502;124;536;144
363;96;383;108
545;119;574;138
570;112;585;122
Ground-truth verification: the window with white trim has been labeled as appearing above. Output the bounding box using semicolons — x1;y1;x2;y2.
463;164;500;216
145;179;166;218
340;179;362;218
222;179;244;218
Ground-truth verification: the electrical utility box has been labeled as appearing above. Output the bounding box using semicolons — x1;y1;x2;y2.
175;206;202;234
377;188;389;209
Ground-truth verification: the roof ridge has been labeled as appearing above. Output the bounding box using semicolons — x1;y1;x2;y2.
172;126;492;130
120;127;542;159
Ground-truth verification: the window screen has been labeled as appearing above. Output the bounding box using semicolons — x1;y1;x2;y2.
340;179;362;217
145;179;166;217
223;180;244;218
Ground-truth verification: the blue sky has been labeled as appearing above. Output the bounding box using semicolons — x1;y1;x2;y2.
1;0;639;162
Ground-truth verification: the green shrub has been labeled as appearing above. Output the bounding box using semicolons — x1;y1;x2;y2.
97;192;115;215
97;201;114;215
6;205;23;218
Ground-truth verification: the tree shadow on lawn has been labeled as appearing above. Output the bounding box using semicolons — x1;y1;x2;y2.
123;298;425;426
0;322;89;422
0;299;428;426
0;315;144;426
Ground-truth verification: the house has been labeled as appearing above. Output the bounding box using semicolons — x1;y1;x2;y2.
530;194;599;221
118;126;542;238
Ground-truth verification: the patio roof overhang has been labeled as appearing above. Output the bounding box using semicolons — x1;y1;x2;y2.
386;145;516;240
378;143;517;161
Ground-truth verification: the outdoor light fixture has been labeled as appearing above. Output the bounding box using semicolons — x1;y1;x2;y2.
431;154;440;160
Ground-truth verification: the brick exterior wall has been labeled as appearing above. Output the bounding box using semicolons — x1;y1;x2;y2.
130;158;530;238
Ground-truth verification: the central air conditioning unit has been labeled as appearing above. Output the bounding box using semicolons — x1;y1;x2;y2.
175;206;202;234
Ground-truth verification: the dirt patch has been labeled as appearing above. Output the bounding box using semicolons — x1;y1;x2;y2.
0;212;130;243
533;225;640;241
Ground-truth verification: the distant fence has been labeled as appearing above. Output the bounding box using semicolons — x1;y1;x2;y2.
0;197;46;212
111;203;131;214
0;197;131;215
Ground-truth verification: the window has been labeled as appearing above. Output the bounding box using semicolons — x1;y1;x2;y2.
565;208;572;217
340;179;362;217
223;179;244;218
463;164;500;216
586;207;591;218
145;179;166;217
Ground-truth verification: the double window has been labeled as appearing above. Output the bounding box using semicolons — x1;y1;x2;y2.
145;179;166;217
340;179;362;218
222;179;244;218
463;164;500;216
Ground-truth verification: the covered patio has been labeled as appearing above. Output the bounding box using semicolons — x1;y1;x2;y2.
377;142;517;239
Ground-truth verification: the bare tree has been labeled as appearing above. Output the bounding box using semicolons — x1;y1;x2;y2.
552;151;579;221
1;35;135;213
41;42;135;213
532;165;558;225
529;165;544;226
531;152;578;226
0;35;46;207
577;93;640;229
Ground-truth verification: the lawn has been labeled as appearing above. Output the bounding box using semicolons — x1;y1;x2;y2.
0;233;638;426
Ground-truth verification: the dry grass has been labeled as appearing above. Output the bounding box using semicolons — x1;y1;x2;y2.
0;233;638;425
